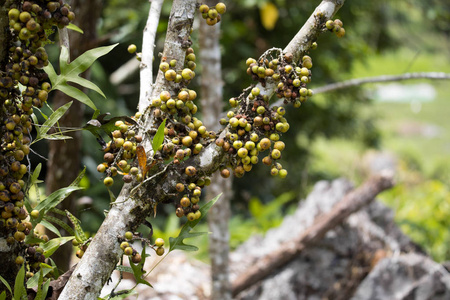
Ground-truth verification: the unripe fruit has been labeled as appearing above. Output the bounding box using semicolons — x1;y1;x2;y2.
156;247;165;256
159;62;170;72
124;247;133;256
279;169;288;178
165;69;177;81
155;238;165;247
215;3;226;14
182;68;194;80
30;210;39;219
199;4;209;14
120;242;129;250
125;231;133;240
127;44;137;53
259;138;271;150
15;256;24;264
187;212;196;221
104;177;114;187
326;20;335;30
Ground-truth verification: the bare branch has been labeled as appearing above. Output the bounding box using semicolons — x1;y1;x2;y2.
231;171;395;297
314;72;450;94
139;0;164;113
110;57;140;85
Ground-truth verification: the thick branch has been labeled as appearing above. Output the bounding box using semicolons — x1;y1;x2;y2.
313;72;450;94
0;0;10;66
139;0;164;113
61;1;345;298
231;171;395;297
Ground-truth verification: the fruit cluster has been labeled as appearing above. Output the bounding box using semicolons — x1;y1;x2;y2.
199;2;226;26
97;120;144;187
1;0;75;252
120;232;165;263
325;19;345;38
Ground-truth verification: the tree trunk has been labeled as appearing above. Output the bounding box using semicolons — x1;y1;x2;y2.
198;3;233;299
45;0;103;272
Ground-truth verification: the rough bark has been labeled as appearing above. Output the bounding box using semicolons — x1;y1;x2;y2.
231;171;395;297
60;1;346;298
198;4;233;299
44;0;103;272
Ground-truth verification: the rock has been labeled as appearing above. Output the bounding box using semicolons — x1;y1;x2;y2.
352;253;450;300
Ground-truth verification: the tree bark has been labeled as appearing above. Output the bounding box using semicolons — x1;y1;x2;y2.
231;171;395;297
198;3;233;299
44;0;103;272
60;1;345;298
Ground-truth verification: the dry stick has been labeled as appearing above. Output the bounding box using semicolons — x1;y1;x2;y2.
139;0;164;113
313;72;450;94
232;171;395;297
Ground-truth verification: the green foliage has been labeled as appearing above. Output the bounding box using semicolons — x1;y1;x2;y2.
44;44;118;110
13;265;25;300
380;179;450;261
127;246;152;288
0;275;12;297
152;119;166;155
32;101;73;144
169;194;221;252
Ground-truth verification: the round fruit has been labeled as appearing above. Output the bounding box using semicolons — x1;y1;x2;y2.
155;238;165;247
127;44;137;54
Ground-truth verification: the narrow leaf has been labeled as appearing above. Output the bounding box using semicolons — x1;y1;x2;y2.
66;23;84;34
13;265;25;300
44;215;76;237
152;119;166;154
34;186;83;215
66;44;118;76
30;163;42;186
42;236;75;258
68;76;106;98
26;267;52;288
0;275;12;296
34;269;44;300
40;219;61;237
67;210;87;242
38;101;72;136
115;265;133;273
69;167;86;187
0;291;6;300
54;85;97;110
59;46;70;73
169;193;222;252
37;134;73;141
42;62;58;87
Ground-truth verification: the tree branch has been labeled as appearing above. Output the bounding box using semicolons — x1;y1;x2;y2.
231;171;395;297
60;1;345;298
139;0;164;113
313;72;450;94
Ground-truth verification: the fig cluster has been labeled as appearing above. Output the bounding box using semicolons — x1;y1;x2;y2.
199;2;226;26
325;19;345;38
1;0;75;252
97;120;144;187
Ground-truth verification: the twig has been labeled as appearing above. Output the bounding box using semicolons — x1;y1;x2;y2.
231;171;395;297
313;72;450;94
139;0;164;113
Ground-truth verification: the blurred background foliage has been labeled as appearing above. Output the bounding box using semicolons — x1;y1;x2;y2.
32;0;450;262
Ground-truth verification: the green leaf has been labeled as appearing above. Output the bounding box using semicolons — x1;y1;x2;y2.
0;291;6;300
67;44;118;76
66;23;84;34
67;210;87;243
42;236;75;258
37;101;72;137
169;193;222;252
40;219;61;237
115;265;133;274
128;246;153;288
44;215;76;237
26;266;53;289
34;186;83;216
34;269;44;300
0;275;12;296
152;119;166;154
13;265;25;300
53;84;97;111
43;44;118;110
